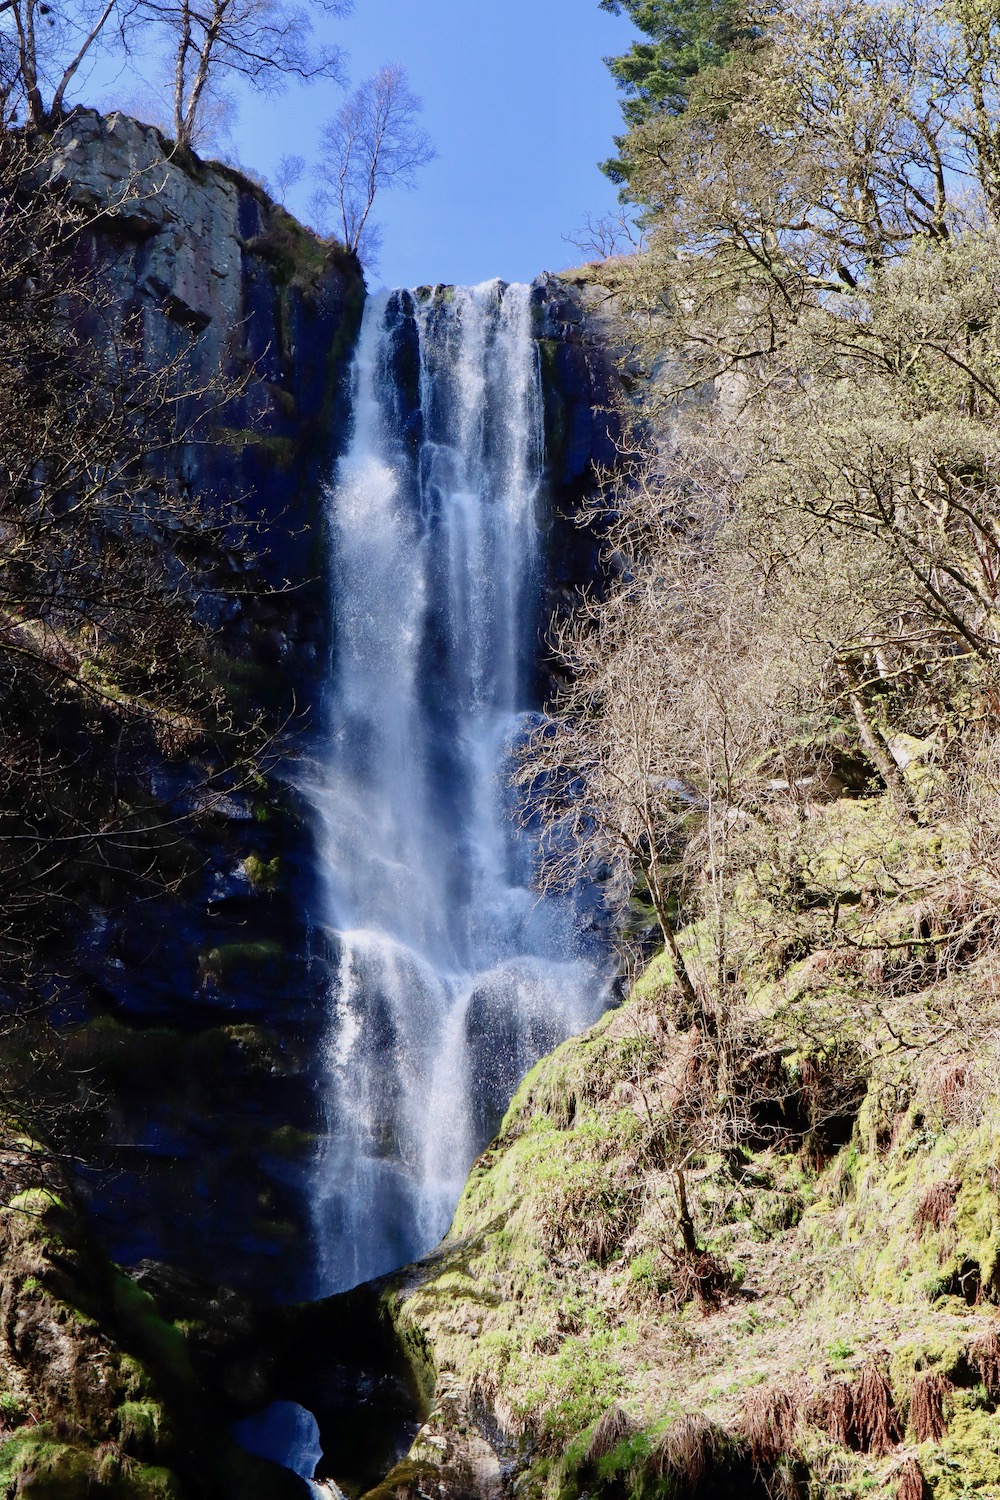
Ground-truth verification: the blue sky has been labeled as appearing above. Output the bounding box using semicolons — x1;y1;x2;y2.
96;1;639;290
242;0;640;289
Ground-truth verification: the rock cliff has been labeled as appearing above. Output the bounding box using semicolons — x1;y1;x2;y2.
531;270;623;653
34;108;366;1299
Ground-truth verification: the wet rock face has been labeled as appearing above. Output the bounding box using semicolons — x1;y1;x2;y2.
530;272;623;693
41;110;366;1300
532;272;623;494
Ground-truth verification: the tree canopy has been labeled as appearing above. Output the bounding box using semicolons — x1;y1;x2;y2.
314;62;434;264
538;0;1000;1011
0;0;351;146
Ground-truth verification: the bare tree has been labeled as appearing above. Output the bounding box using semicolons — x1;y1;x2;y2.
519;438;810;1018
566;207;645;263
583;0;1000;834
131;0;350;149
0;0;138;127
272;147;304;203
519;2;1000;1056
315;62;434;261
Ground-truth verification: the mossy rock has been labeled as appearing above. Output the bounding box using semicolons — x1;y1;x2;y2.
109;1272;194;1386
243;854;282;890
923;1403;1000;1497
358;1456;446;1500
117;1397;168;1458
242;210;351;293
0;1434;92;1499
265;1124;316;1160
199;940;284;983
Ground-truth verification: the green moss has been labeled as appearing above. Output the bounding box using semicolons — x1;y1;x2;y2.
517;1330;630;1445
199;940;284;981
7;1188;63;1215
0;1392;26;1425
0;1430;90;1497
0;1425;183;1500
217;428;299;469
243;853;281;890
889;1332;970;1404
243;209;351;292
359;1457;444;1500
117;1398;166;1455
923;1405;1000;1497
383;788;1000;1500
538;339;567;463
109;1272;193;1386
412;284;456;305
249;1215;299;1247
629;950;675;1002
266;1124;315;1159
120;1465;184;1500
68;1018;186;1084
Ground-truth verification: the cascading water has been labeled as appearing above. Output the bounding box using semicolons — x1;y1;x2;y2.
309;280;607;1295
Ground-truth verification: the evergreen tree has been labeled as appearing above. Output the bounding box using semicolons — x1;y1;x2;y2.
599;0;745;186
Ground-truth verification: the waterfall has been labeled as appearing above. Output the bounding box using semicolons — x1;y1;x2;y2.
309;280;607;1294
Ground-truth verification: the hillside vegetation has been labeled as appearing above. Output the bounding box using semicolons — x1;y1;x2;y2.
391;786;1000;1499
378;4;1000;1498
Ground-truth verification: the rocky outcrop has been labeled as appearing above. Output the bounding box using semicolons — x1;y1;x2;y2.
0;1134;318;1499
48;109;250;337
532;270;624;492
47;108;364;671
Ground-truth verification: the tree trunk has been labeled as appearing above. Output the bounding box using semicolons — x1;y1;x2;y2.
13;2;44;128
180;2;223;150
674;1167;699;1255
656;901;701;1019
51;0;117;120
847;687;918;823
842;660;917;822
172;5;191;145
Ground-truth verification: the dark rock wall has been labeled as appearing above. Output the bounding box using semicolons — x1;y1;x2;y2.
42;110;365;1300
531;270;623;693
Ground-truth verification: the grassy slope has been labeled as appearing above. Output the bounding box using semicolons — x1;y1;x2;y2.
385;786;1000;1500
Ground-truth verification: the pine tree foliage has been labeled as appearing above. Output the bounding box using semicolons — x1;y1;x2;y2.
599;0;747;186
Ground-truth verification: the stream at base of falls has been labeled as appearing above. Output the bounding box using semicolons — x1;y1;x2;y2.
306;279;608;1299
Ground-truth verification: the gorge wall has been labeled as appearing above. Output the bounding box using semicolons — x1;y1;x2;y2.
36;108;367;1301
19;107;1000;1500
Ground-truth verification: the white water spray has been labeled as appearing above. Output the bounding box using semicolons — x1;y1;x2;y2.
309;281;607;1293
